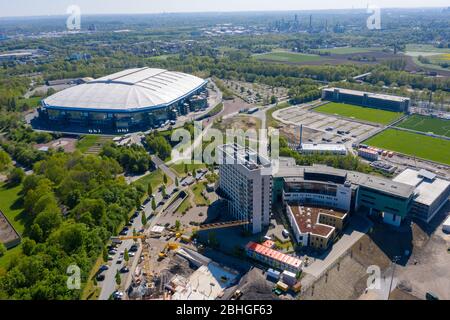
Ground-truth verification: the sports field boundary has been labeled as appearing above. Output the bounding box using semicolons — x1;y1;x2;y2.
311;101;406;127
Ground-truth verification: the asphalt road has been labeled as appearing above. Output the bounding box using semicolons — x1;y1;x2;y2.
98;181;177;300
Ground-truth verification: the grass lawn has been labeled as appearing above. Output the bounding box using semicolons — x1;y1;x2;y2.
132;169;172;190
315;102;403;125
76;135;100;153
254;51;324;64
170;162;206;177
364;129;450;165
176;195;192;214
17;96;42;108
266;102;291;128
0;182;25;269
0;182;25;234
396;114;450;137
405;44;450;54
191;182;209;206
81;256;103;300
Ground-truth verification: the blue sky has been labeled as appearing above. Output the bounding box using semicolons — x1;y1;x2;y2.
1;0;449;17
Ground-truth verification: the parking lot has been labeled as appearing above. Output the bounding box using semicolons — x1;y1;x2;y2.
274;106;380;145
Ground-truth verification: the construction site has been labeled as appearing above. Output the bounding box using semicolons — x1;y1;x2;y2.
121;220;250;300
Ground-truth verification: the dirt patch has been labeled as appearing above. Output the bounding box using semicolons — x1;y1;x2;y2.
34;137;77;153
0;210;20;248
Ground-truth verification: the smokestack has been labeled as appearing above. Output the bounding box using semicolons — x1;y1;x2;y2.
309;15;312;29
299;124;303;148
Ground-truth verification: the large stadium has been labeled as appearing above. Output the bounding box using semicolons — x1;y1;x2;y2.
36;67;208;133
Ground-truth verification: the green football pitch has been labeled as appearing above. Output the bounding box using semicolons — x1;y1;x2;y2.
364;129;450;165
396;114;450;137
315;102;403;125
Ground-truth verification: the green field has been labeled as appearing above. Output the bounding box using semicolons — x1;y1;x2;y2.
0;183;24;269
365;129;450;165
76;135;100;153
315;102;403;125
397;114;450;137
132;168;172;190
254;51;324;63
320;47;380;54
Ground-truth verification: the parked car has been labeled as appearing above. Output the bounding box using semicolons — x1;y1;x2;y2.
108;249;117;255
99;265;109;272
116;258;123;264
112;291;124;300
120;266;129;273
130;244;138;252
96;274;105;281
129;252;136;257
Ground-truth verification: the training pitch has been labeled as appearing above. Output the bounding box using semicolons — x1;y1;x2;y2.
315;102;403;125
364;128;450;165
396;114;450;137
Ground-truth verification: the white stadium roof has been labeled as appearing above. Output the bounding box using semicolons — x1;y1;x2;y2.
42;67;206;112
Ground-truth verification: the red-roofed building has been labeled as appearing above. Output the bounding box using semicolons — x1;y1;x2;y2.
245;241;302;273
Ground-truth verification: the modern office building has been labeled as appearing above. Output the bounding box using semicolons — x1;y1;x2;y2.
286;205;348;250
322;87;410;112
393;168;450;223
273;162;416;227
245;241;302;273
217;144;272;234
37;67;208;132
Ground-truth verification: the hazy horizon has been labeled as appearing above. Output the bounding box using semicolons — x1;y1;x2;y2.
0;0;449;18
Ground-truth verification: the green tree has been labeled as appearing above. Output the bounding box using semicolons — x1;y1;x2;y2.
0;150;11;171
175;177;179;187
115;270;121;285
103;247;109;262
175;220;181;231
124;248;129;262
151;198;156;210
163;174;168;184
184;163;188;174
7;167;25;186
161;184;167;197
141;212;147;226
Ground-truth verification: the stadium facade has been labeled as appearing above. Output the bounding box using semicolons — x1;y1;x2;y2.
322;87;410;112
37;67;208;132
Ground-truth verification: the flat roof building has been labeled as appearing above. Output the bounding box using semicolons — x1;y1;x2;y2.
322;87;410;112
300;143;347;155
217;144;272;234
393;168;450;222
245;241;302;273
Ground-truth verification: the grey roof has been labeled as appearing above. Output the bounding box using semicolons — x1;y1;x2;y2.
275;160;414;199
393;168;450;206
43;67;206;112
324;87;410;102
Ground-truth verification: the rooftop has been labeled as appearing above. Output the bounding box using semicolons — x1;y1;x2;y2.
300;143;347;152
43;67;206;112
324;87;410;103
289;205;347;237
393;168;450;206
246;241;302;270
218;144;271;170
274;162;414;198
